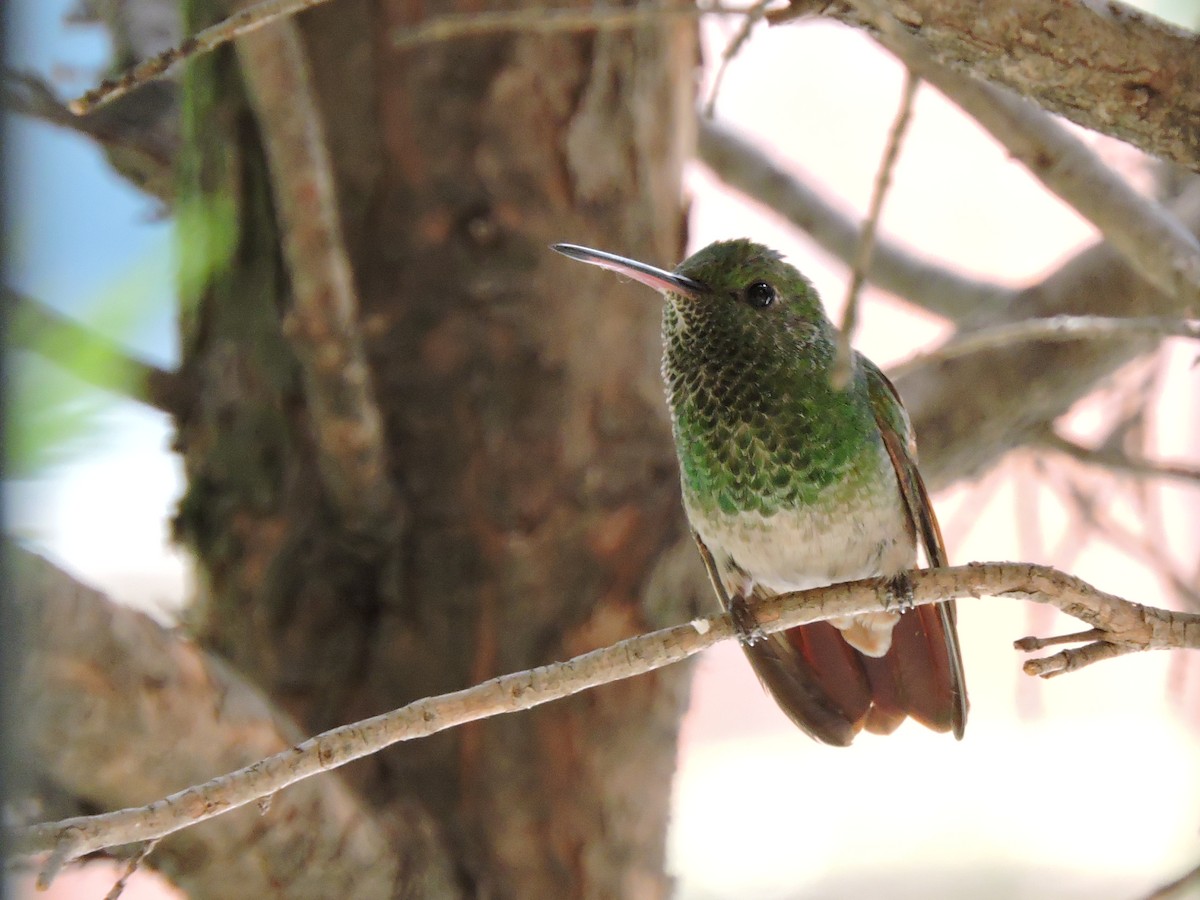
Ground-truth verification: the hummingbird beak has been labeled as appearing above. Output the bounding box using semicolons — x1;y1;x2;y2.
552;243;704;298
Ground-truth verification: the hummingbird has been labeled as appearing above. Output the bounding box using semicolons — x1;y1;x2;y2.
553;239;967;746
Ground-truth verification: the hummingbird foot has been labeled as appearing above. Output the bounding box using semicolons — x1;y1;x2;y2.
882;571;915;613
729;595;767;646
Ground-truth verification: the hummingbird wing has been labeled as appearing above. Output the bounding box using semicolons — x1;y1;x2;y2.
861;358;968;739
692;530;872;746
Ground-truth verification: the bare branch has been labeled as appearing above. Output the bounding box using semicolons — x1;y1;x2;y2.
68;1;755;113
703;0;773;117
12;561;1198;867
100;839;158;900
393;3;753;48
5;286;181;413
1051;473;1200;613
68;0;331;114
892;315;1200;377
900;181;1200;491
844;0;1200;309
1041;429;1200;486
1019;639;1138;678
696;120;1014;319
235;21;398;534
833;69;919;388
774;0;1200;172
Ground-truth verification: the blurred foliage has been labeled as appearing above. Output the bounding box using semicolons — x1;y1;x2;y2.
8;260;165;476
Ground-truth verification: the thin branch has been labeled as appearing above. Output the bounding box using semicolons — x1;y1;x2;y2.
68;1;756;113
832;69;919;388
891;315;1200;378
12;562;1199;868
773;0;1200;173
68;0;330;114
1053;473;1200;613
393;3;754;48
844;0;1200;309
703;0;773;118
1041;429;1200;486
234;21;398;534
5;286;181;414
1018;639;1138;678
696;119;1014;319
100;839;158;899
898;182;1200;492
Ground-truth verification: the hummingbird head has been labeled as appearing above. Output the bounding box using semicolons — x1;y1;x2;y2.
551;239;829;338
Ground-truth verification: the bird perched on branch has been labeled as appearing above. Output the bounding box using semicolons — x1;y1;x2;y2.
554;239;967;746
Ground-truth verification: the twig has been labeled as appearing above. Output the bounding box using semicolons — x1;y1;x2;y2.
68;0;330;114
892;315;1200;378
1051;473;1200;612
235;20;397;533
5;286;181;414
844;0;1200;309
394;3;753;47
102;839;159;900
12;562;1199;867
703;0;773;118
696;120;1013;319
68;1;755;114
1018;639;1137;678
832;69;919;389
1041;429;1200;485
895;182;1200;493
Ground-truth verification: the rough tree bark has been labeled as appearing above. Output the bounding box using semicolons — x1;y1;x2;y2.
168;0;699;895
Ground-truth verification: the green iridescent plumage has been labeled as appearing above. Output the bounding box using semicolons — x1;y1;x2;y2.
552;238;967;746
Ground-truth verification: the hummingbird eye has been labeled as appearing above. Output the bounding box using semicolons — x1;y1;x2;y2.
745;281;776;309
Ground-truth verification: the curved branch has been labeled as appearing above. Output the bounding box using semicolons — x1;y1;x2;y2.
774;0;1200;172
13;561;1197;869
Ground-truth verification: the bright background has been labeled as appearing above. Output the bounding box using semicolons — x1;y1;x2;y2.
7;2;1199;898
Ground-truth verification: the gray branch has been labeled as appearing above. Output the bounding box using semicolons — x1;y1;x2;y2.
776;0;1200;171
901;182;1200;491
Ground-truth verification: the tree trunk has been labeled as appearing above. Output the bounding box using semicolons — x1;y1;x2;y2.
171;0;699;895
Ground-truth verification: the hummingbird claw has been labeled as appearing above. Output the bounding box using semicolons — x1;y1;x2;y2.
729;596;767;646
882;572;915;613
